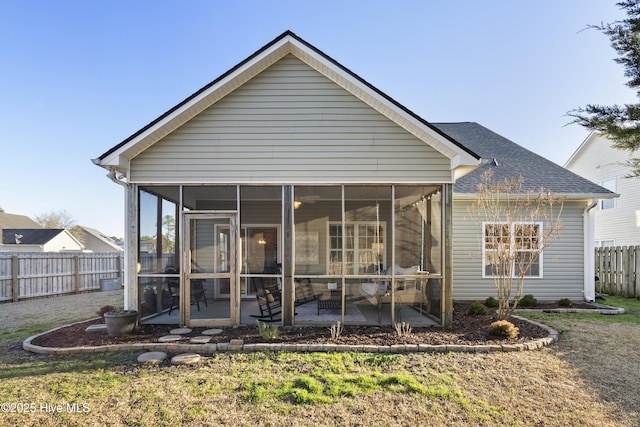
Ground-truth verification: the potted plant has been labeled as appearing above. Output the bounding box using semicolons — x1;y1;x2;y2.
328;278;338;290
98;305;138;337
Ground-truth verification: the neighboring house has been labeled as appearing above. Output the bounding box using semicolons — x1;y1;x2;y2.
565;132;637;247
1;228;84;252
93;31;614;328
0;212;42;230
74;225;124;252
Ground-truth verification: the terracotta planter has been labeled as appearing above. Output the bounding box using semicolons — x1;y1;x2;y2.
104;310;138;337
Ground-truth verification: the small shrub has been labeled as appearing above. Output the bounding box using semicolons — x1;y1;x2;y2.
97;305;117;319
468;302;488;316
484;296;499;308
394;322;412;337
256;320;279;340
329;321;344;339
558;298;572;307
488;320;519;339
519;294;538;307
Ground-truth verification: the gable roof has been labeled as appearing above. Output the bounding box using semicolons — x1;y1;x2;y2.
76;225;123;252
564;131;597;169
0;213;42;230
2;228;66;245
432;122;616;198
94;30;480;173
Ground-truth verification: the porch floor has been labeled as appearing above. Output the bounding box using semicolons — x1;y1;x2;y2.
142;298;439;327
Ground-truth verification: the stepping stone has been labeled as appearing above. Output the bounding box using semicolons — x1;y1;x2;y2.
157;335;183;343
86;324;107;333
137;351;167;364
170;327;192;335
171;353;201;365
202;328;223;335
190;336;211;344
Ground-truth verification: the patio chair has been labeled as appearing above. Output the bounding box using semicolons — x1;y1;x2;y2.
165;266;180;315
190;279;208;311
250;277;282;322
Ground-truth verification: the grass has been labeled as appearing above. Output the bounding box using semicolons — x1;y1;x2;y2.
0;293;638;425
520;295;640;328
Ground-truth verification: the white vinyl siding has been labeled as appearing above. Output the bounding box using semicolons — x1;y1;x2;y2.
452;199;586;301
130;55;451;184
566;134;640;246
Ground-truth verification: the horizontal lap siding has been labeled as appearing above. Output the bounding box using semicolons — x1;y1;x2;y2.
451;199;587;301
131;55;450;183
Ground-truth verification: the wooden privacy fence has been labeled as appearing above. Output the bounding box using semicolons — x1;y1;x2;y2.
595;246;640;298
0;252;124;302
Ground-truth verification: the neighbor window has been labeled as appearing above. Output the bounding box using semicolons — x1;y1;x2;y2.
483;222;542;278
599;179;616;210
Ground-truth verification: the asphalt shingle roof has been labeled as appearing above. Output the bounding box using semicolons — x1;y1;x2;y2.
2;229;64;245
433;122;614;196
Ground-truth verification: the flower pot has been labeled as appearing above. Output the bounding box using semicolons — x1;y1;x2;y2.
104;310;138;337
328;282;338;290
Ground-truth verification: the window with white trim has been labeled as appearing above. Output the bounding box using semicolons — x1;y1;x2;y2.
328;222;385;275
483;222;542;278
599;178;616;210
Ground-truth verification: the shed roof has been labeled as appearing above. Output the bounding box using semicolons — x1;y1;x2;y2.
432;122;615;198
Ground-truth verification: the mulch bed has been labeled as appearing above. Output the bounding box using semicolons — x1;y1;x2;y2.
27;302;589;349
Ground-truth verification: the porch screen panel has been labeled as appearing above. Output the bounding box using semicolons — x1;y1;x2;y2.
393;186;442;322
240;186;282;296
293;186;342;324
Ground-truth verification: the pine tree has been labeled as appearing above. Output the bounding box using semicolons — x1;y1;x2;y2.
569;1;640;176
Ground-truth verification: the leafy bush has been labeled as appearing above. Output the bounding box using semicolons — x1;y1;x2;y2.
488;320;519;339
519;294;538;307
558;298;572;307
484;296;499;308
256;320;279;340
468;302;488;315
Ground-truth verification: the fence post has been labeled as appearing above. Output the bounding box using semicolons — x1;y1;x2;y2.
11;256;19;302
635;246;640;298
622;246;630;297
74;255;80;293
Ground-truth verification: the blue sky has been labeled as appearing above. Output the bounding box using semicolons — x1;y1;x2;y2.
0;1;636;238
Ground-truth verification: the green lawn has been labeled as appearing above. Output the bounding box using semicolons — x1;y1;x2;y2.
0;295;638;426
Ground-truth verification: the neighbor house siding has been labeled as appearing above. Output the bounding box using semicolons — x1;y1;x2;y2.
130;55;451;184
566;134;640;246
451;199;587;301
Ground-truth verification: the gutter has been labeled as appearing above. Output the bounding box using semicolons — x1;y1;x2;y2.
583;199;598;302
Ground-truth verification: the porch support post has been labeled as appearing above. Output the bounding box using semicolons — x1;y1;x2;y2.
442;183;453;327
124;184;139;312
282;185;295;325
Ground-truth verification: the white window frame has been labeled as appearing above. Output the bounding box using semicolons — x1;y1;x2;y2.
598;178;616;210
328;221;386;275
482;221;543;278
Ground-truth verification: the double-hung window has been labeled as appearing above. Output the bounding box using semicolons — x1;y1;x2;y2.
598;178;616;210
328;222;385;275
483;222;542;278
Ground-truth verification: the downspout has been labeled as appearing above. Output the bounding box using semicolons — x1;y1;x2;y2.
105;167;134;309
583;199;598;302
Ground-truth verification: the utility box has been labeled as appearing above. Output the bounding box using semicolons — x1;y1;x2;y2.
99;278;122;291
